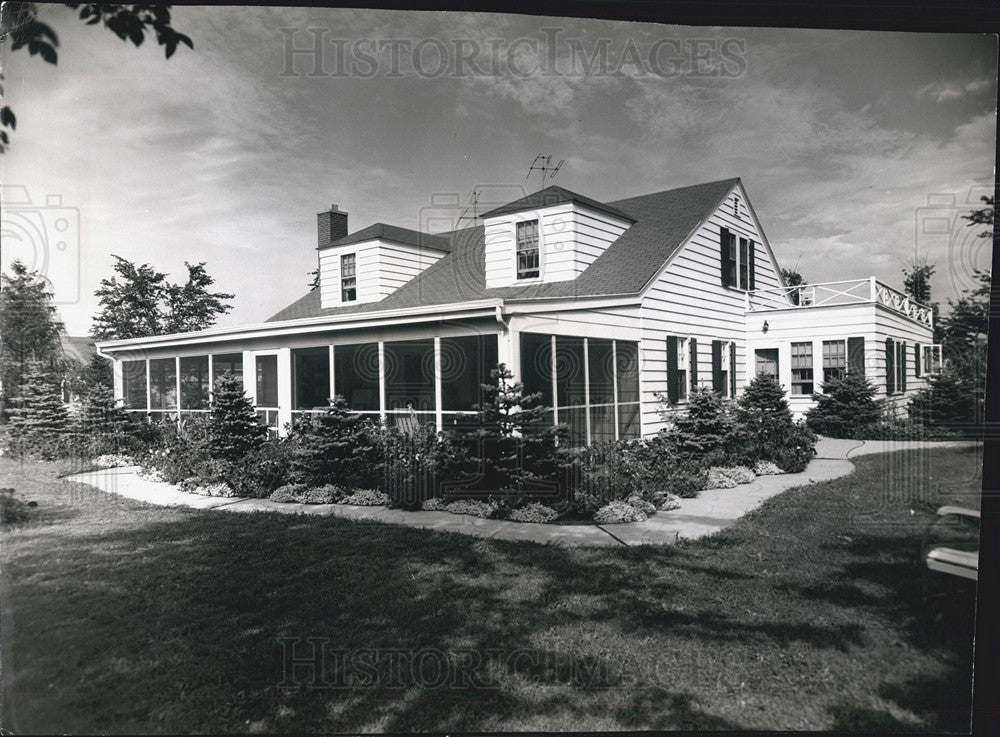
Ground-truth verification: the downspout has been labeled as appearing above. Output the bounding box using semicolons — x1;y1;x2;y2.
495;302;508;332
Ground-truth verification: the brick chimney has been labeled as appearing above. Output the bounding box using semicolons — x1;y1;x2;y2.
317;204;348;248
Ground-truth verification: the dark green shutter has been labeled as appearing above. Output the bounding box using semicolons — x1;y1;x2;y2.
914;342;921;377
720;228;735;287
729;341;737;397
748;240;756;290
712;340;724;393
885;338;895;395
689;337;698;391
666;336;679;404
900;341;907;392
848;337;865;378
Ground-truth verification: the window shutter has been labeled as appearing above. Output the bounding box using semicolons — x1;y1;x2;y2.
720;228;735;287
848;337;865;377
914;342;921;377
729;341;737;398
712;340;724;392
885;338;895;395
748;240;756;290
899;341;907;392
666;336;679;404
689;337;698;391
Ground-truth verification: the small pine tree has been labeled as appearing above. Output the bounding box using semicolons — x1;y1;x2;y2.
669;386;737;462
907;369;976;431
736;372;798;461
208;372;266;460
805;373;882;439
73;383;139;454
471;363;568;494
288;395;376;489
2;363;70;456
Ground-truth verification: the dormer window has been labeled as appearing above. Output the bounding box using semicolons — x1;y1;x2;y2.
340;253;357;302
516;220;540;279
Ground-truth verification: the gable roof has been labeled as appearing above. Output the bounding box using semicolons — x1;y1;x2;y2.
479;184;636;222
268;177;740;323
321;222;451;251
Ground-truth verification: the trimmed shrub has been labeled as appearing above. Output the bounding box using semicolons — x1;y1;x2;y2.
340;489;390;506
626;496;657;517
94;453;134;468
269;484;344;504
805;373;882;439
651;491;682;511
508;502;559;523
706;467;739;489
754;460;782;476
770;421;817;473
192;481;235;498
422;497;448;511
726;466;757;484
269;483;309;502
444;499;497;518
0;488;37;525
373;420;463;509
594;500;648;524
907;369;978;435
224;438;292;499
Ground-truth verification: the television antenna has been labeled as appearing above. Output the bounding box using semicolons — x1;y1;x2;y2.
526;154;564;191
457;187;480;225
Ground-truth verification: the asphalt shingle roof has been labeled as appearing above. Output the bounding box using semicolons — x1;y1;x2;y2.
478;184;636;222
321;222;451;251
268;177;740;323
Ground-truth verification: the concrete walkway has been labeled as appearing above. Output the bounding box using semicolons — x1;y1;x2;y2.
65;438;976;547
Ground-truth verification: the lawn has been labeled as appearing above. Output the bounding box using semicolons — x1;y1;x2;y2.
1;445;981;733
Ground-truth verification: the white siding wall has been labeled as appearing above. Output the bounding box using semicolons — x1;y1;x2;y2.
638;182;783;434
745;302;935;418
319;239;446;308
483;203;630;288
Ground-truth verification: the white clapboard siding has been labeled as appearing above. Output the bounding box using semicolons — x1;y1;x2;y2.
319;239;447;308
483;202;630;288
638;182;783;434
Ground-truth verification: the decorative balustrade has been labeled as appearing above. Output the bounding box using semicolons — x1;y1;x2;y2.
746;277;933;327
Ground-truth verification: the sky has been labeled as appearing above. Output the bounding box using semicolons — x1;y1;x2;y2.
1;6;996;335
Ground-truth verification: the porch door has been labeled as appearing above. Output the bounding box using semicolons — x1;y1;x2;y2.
754;348;779;379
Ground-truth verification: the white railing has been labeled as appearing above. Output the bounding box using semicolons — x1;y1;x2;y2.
746;277;933;327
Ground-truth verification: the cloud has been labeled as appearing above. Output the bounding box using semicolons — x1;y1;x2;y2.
916;77;993;102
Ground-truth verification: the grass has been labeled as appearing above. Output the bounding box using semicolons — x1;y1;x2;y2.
1;445;981;733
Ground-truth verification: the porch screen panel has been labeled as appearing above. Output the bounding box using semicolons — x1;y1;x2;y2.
212;353;243;387
440;334;498;411
617;402;640;439
588;338;616;444
179;356;210;410
255;355;278;407
847;337;865;378
292;347;330;410
555;337;586;409
334;343;380;411
384;339;435;412
149;358;177;410
616;340;640;439
519;333;553;407
122;359;147;410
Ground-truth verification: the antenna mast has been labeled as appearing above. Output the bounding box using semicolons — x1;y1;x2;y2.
457;187;480;225
525;154;565;191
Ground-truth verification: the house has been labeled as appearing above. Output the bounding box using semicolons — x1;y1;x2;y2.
95;178;940;444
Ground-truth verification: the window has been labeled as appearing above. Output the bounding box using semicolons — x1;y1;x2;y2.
255;354;278;407
665;336;689;404
922;344;943;375
179;356;210;410
149;358;177;410
292;347;330;410
516;220;540;279
212;353;243;387
711;340;729;396
720;228;755;290
334;343;380;411
340;253;357;302
790;342;813;395
822;340;847;384
122;359;147;410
